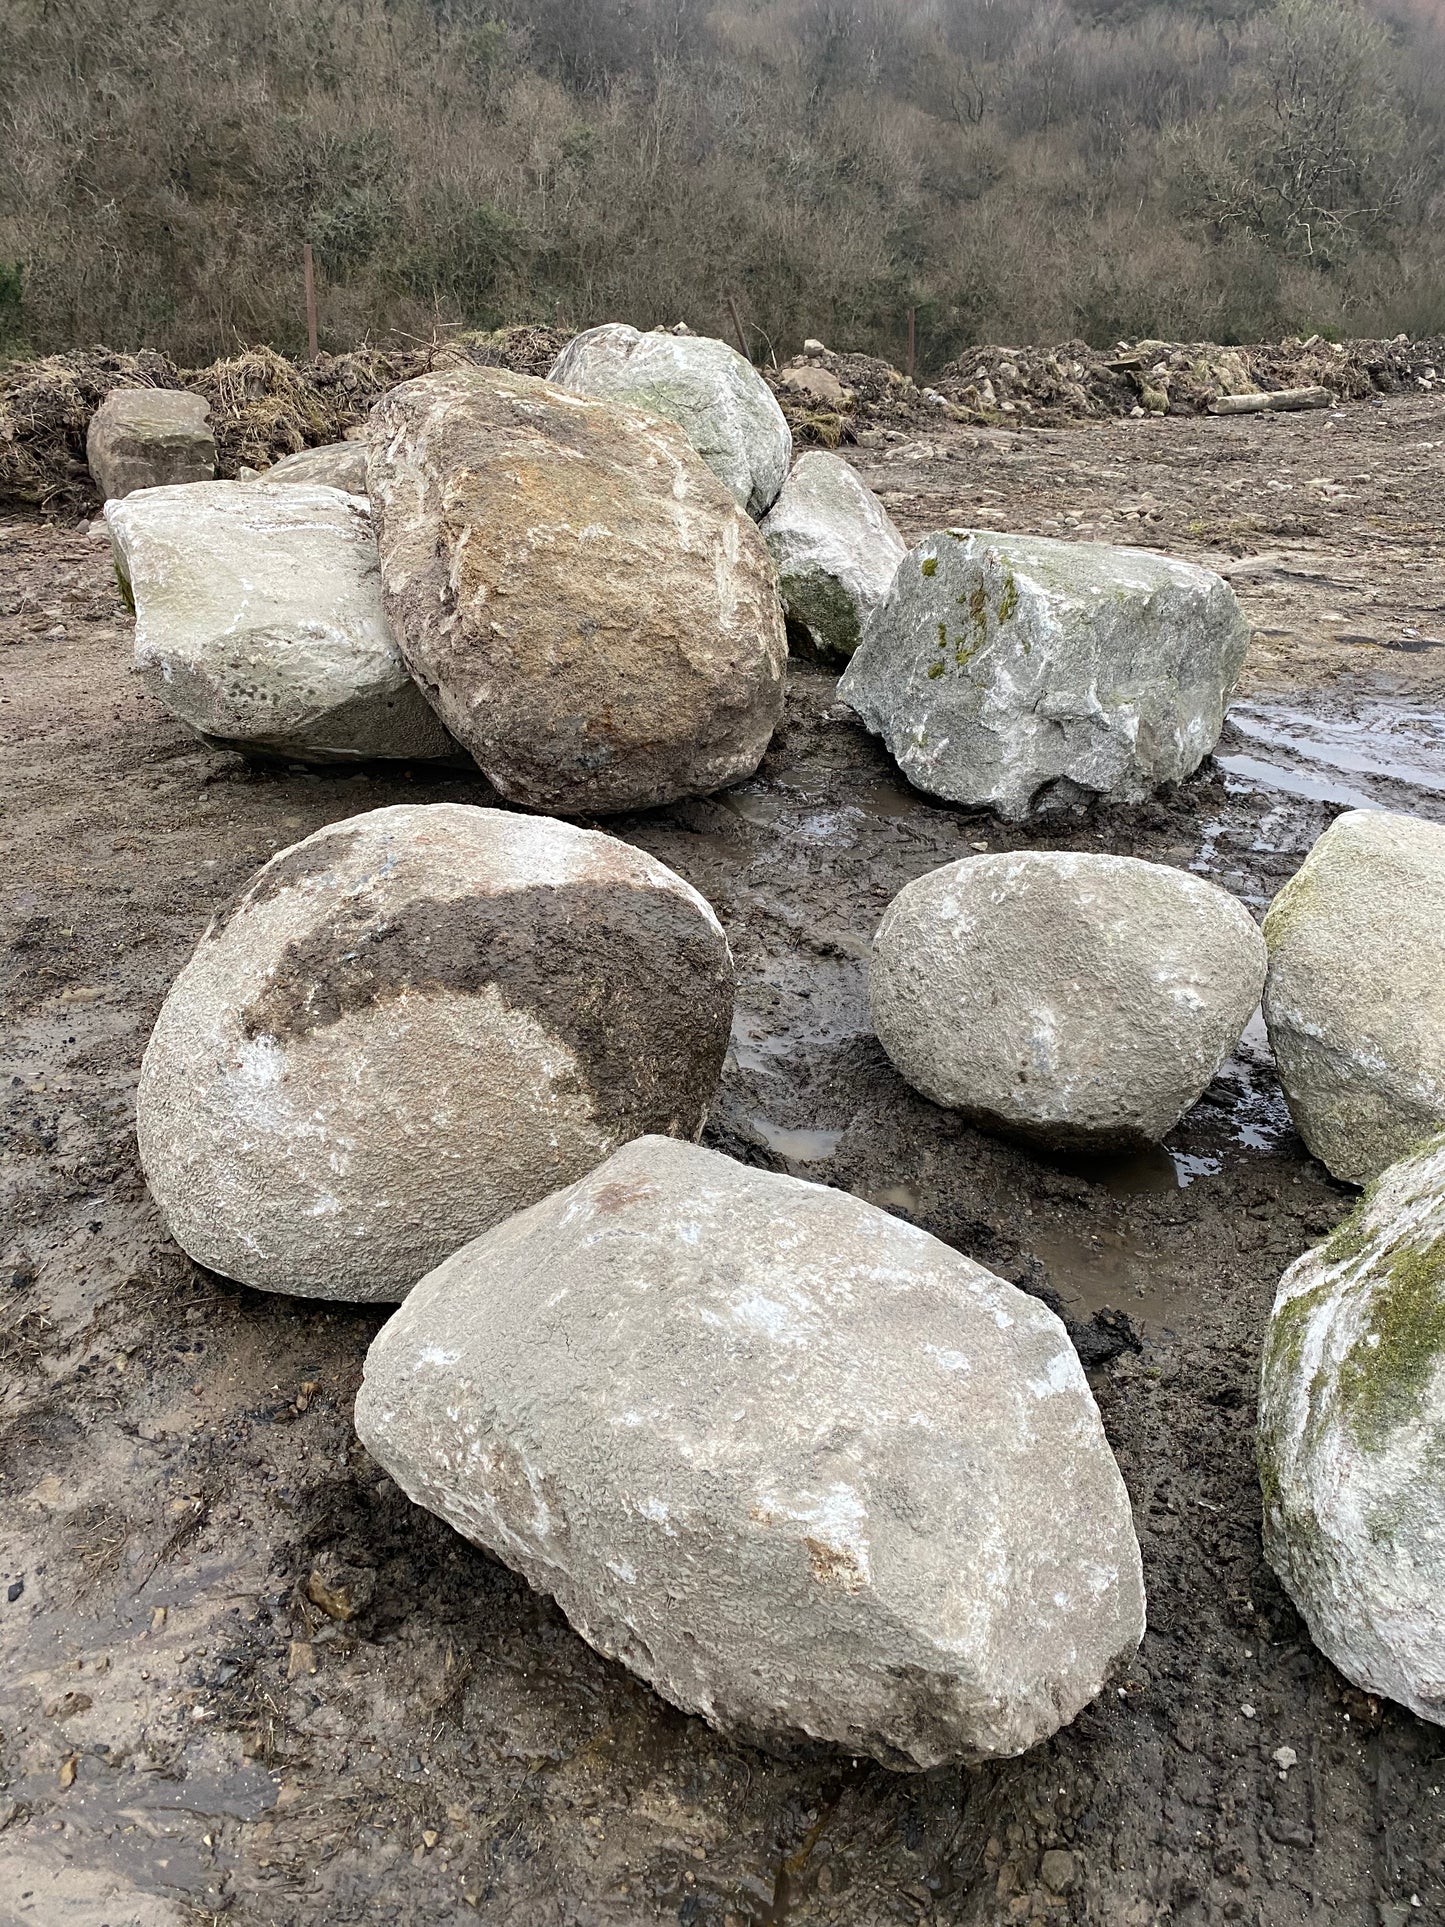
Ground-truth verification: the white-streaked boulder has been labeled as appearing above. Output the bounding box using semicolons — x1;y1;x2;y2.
87;388;216;501
137;806;734;1301
260;442;370;494
759;451;906;659
355;1134;1145;1767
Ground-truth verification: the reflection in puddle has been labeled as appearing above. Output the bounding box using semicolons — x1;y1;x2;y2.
1029;1223;1180;1328
1230;701;1445;795
751;1118;844;1164
1215;752;1380;812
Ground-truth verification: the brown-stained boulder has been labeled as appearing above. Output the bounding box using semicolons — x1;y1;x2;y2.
367;367;788;815
86;388;216;500
136;804;735;1302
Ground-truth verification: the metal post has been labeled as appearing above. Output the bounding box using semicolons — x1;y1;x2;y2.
727;294;750;362
906;306;916;382
303;244;319;359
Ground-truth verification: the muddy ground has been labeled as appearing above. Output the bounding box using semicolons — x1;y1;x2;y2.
2;393;1443;1927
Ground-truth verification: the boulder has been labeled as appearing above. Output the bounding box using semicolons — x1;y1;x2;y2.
777;365;851;410
368;366;787;815
1258;1130;1445;1725
837;530;1250;820
137;805;734;1301
870;852;1266;1149
86;388;216;501
355;1135;1145;1766
105;481;456;764
759;451;906;659
548;324;791;517
260;442;370;494
1263;810;1445;1185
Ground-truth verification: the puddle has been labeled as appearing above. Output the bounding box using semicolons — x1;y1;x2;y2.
860;1182;923;1216
1028;1222;1181;1327
1215;752;1381;812
750;1119;844;1164
1217;699;1445;814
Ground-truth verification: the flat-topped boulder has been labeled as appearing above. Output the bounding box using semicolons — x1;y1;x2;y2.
838;530;1250;820
355;1134;1145;1767
1264;810;1445;1185
759;451;906;659
548;324;791;517
87;388;216;501
259;441;370;494
137;807;735;1302
368;366;787;814
106;481;456;763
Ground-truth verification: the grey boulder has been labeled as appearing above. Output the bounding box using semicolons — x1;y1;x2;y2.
260;441;371;494
369;366;787;814
137;806;734;1301
1264;810;1445;1185
105;481;456;763
548;324;791;517
355;1135;1145;1767
870;851;1266;1149
838;530;1250;820
86;388;216;501
1258;1129;1445;1724
759;451;906;659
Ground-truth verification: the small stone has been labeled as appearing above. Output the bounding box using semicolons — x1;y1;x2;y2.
1240;1702;1257;1718
1039;1850;1077;1894
1272;1744;1298;1774
802;338;827;358
286;1640;316;1680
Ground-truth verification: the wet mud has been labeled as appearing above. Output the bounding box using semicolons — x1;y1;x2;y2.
2;393;1444;1924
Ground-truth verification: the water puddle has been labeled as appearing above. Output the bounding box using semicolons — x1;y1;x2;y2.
1028;1222;1180;1327
750;1119;844;1164
1214;752;1381;812
1217;699;1445;814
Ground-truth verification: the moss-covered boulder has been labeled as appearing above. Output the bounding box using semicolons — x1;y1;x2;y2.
759;451;906;659
1258;1131;1445;1724
1263;810;1445;1185
837;531;1249;821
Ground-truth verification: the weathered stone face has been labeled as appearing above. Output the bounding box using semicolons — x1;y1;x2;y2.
869;851;1266;1149
137;807;735;1301
1263;810;1445;1185
837;530;1250;820
260;442;370;494
368;366;788;815
1258;1131;1445;1725
86;388;216;501
355;1135;1145;1768
106;481;457;764
548;324;791;518
759;451;906;659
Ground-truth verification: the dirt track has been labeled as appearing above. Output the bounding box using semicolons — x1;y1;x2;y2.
2;393;1444;1926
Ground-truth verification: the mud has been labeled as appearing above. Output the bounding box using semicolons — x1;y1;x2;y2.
3;393;1445;1925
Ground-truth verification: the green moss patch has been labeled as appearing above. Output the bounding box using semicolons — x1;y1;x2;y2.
1337;1234;1445;1450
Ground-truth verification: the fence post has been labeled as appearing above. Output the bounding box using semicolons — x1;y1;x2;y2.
303;244;319;359
906;306;916;382
727;294;750;363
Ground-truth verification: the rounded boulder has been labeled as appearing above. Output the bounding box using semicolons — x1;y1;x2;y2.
870;851;1267;1148
137;805;735;1300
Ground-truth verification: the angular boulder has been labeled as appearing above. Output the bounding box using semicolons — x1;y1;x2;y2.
355;1135;1145;1766
368;367;787;814
260;442;370;494
759;451;906;659
548;324;791;518
86;388;216;501
1263;810;1445;1185
137;806;734;1301
106;481;456;763
837;530;1250;820
1258;1131;1445;1724
870;852;1266;1149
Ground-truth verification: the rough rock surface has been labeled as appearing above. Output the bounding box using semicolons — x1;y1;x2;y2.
260;441;370;493
548;325;791;518
1258;1130;1445;1725
759;451;907;659
838;529;1250;820
106;481;456;764
870;852;1267;1149
355;1134;1146;1768
85;388;216;501
137;806;734;1301
1263;810;1445;1185
368;366;787;814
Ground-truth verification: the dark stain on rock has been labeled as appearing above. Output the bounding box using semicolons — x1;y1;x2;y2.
239;880;734;1140
207;826;365;940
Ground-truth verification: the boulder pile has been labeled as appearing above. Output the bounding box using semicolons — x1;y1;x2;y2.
838;529;1249;819
356;1134;1145;1767
869;852;1266;1149
137;805;734;1301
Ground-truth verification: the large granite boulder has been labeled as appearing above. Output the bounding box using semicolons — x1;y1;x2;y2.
137;806;734;1301
105;481;456;763
759;451;906;659
1263;810;1445;1185
1258;1130;1445;1725
368;366;787;814
355;1134;1146;1768
837;530;1250;820
870;851;1266;1149
259;442;370;493
86;388;216;501
548;325;791;518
